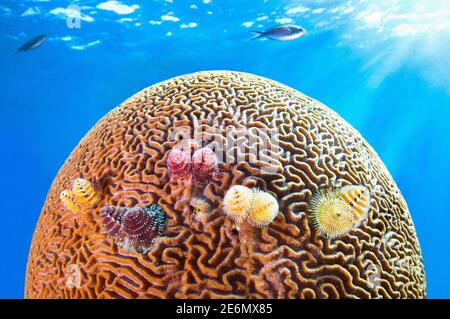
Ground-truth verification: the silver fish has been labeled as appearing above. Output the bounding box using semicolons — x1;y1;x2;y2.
16;34;47;53
250;24;306;41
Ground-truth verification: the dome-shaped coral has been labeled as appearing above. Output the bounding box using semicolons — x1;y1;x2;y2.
25;71;425;299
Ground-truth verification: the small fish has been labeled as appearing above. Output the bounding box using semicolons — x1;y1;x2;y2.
16;34;47;53
250;25;306;41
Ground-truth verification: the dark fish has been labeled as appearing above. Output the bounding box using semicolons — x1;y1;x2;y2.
250;25;306;41
16;34;47;53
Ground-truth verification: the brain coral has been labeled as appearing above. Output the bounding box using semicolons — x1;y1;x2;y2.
25;71;426;299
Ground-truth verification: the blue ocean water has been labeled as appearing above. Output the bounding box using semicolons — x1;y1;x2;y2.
1;0;449;298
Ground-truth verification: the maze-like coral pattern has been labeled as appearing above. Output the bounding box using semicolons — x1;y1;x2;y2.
25;71;426;298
